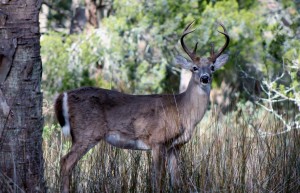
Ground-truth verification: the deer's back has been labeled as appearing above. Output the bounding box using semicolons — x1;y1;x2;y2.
66;87;183;146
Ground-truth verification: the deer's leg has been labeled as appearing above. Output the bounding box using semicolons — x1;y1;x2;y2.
167;147;182;188
60;139;99;193
152;145;167;193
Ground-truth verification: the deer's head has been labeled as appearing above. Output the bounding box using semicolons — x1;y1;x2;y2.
176;21;230;93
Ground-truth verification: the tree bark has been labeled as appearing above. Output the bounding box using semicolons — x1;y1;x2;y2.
0;0;45;192
85;0;98;29
70;0;86;34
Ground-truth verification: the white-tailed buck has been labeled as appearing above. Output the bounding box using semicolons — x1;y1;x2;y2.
55;21;230;193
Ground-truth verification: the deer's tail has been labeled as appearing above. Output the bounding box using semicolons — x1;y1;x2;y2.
54;92;71;138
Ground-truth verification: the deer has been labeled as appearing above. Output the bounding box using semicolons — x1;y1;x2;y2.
54;21;230;193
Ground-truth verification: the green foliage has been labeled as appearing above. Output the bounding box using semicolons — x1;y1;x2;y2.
45;0;73;28
41;0;300;106
41;28;168;98
41;31;100;98
103;0;280;87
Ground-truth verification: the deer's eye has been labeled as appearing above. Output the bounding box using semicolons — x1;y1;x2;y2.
193;66;198;71
210;65;215;72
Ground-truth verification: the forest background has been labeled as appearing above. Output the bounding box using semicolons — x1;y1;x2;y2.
40;0;300;192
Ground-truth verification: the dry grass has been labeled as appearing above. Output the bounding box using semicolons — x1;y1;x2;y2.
43;103;300;192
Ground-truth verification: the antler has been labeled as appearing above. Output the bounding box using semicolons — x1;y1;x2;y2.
180;21;199;62
209;23;230;63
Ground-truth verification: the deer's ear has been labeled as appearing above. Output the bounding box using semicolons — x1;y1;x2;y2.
175;55;193;70
214;54;229;70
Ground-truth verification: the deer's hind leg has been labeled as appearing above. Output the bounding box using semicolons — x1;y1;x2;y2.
60;131;102;193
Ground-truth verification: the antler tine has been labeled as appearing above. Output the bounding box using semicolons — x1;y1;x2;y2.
180;21;199;62
193;42;198;55
210;22;230;62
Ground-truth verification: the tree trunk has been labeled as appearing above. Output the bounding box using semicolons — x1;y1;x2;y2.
85;0;99;30
0;0;45;192
70;0;86;34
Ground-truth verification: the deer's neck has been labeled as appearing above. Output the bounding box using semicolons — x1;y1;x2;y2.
169;80;210;147
178;80;210;130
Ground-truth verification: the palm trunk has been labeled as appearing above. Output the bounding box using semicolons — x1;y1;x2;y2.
0;0;45;192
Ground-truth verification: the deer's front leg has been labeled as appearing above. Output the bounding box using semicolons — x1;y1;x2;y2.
152;145;167;193
167;147;182;188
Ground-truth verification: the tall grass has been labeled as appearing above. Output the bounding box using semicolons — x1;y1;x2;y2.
43;102;300;192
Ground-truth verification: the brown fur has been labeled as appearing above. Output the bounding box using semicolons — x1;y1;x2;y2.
55;22;229;193
56;76;210;193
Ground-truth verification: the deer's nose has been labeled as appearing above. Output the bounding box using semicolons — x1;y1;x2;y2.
200;74;210;84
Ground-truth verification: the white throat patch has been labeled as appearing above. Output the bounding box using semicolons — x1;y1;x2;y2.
197;85;210;96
